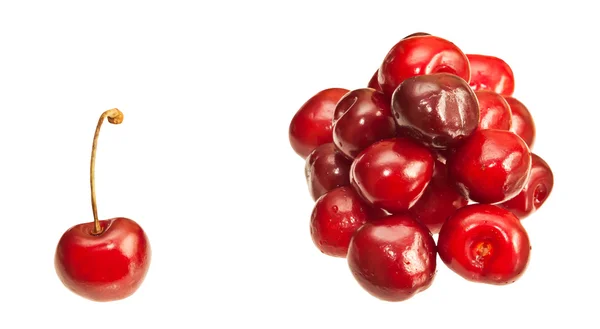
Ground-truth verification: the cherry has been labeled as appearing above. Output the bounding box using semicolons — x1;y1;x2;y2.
499;153;554;219
289;88;350;158
378;35;470;96
55;109;151;302
409;160;469;234
391;73;480;150
367;70;381;91
351;138;434;213
446;129;532;204
332;88;397;159
504;96;536;148
437;204;530;285
347;214;437;302
467;54;515;96
305;143;352;201
310;186;385;257
475;90;512;130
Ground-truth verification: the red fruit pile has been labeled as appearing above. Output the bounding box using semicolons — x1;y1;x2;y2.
289;32;555;302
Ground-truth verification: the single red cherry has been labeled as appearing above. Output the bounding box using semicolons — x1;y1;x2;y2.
289;88;350;158
499;153;554;219
467;54;515;96
347;214;437;302
391;73;480;150
409;160;469;234
55;109;151;302
446;129;532;204
305;143;352;201
333;88;397;159
367;70;381;91
378;35;470;96
504;96;536;148
475;90;512;130
310;186;385;258
437;204;530;285
351;138;434;213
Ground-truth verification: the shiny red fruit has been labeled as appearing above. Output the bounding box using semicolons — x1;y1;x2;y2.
447;129;532;204
367;71;381;91
467;54;515;96
504;96;536;148
437;204;530;285
475;90;512;130
289;88;350;158
310;186;384;257
499;153;554;219
410;160;469;234
55;217;151;302
347;214;437;302
333;88;397;159
351;138;434;213
391;73;480;150
378;35;470;96
305;143;352;201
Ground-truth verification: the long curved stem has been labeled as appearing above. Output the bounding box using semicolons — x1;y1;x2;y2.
90;108;124;235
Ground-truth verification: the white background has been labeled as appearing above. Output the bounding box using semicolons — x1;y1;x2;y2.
0;1;597;328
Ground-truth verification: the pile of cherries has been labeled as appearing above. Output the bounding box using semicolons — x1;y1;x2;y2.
288;32;554;302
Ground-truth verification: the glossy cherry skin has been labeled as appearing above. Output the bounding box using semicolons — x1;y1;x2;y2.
333;88;397;159
347;214;437;302
378;35;470;96
289;88;350;158
499;153;554;219
437;204;530;285
391;73;480;150
409;160;469;234
504;96;536;149
447;129;532;204
467;54;515;96
304;143;352;201
55;217;151;302
475;90;512;130
351;138;434;213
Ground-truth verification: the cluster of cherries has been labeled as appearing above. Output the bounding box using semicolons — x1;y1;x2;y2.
288;32;554;302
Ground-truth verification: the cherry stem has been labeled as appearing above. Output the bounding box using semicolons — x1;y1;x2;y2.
90;108;124;235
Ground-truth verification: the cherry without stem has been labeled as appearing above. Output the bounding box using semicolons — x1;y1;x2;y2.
305;143;352;201
475;90;512;131
504;96;536;149
467;54;515;96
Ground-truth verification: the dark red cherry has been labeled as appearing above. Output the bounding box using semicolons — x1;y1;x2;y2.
499;153;554;219
504;96;536;149
409;160;468;234
391;73;480;150
367;71;381;91
447;129;532;204
467;54;515;96
305;143;352;201
332;88;397;159
378;35;470;96
310;186;382;257
475;90;512;130
437;204;530;285
347;214;437;301
289;88;350;158
351;138;434;213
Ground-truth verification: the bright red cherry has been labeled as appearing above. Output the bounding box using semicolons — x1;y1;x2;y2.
305;143;352;201
378;35;470;96
467;54;515;96
437;204;530;285
55;109;151;302
289;88;350;158
351;138;434;213
347;214;437;302
409;160;468;234
310;186;385;257
391;73;480;150
499;153;554;219
475;90;512;130
446;129;532;204
333;88;397;159
504;96;536;149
